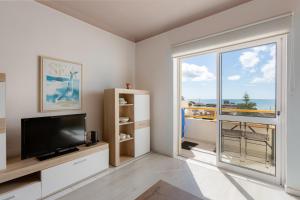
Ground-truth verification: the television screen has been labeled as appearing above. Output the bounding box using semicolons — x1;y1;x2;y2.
21;114;86;159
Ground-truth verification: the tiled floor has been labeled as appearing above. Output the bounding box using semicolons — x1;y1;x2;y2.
59;153;299;200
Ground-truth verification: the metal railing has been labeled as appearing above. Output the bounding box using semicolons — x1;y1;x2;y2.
183;107;275;120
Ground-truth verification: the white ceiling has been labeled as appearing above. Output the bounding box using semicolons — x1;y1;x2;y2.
37;0;251;42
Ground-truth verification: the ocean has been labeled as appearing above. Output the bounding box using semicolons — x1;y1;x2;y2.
187;99;275;110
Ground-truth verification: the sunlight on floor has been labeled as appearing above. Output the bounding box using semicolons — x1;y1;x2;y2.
180;137;275;175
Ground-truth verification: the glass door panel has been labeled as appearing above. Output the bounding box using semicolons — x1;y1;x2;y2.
220;120;276;175
221;43;276;118
218;40;280;178
179;52;217;163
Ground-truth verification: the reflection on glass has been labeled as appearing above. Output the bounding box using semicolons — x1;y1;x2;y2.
221;43;276;118
220;120;276;175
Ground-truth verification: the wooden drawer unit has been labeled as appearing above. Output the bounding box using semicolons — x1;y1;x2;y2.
41;149;108;197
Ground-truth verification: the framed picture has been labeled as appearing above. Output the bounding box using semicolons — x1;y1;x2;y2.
40;56;82;112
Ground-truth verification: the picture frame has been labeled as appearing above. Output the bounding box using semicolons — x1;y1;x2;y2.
40;56;82;112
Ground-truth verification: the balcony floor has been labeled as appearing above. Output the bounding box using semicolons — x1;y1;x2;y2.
181;138;216;165
180;137;275;175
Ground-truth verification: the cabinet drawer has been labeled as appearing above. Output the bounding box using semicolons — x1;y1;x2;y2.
0;182;41;200
135;127;150;157
41;149;108;197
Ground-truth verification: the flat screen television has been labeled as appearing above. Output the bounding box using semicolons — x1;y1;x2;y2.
21;113;86;160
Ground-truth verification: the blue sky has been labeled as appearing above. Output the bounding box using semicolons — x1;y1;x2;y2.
182;43;276;100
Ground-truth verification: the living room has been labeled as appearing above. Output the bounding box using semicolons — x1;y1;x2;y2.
0;0;300;200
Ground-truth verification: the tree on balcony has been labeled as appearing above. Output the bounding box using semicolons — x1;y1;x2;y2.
237;93;257;110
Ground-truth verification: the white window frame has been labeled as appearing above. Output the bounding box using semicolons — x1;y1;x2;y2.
173;34;288;185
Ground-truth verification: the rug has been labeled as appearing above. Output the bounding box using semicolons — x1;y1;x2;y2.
181;141;198;150
135;180;202;200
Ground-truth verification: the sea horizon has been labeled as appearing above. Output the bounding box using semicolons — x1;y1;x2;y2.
186;98;275;110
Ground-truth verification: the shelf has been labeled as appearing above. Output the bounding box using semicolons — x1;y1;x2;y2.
119;122;134;126
119;156;134;164
0;173;40;194
119;137;134;143
119;104;134;107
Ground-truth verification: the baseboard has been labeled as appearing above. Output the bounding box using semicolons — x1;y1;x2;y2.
285;185;300;196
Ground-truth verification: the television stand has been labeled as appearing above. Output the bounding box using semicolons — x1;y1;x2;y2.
0;142;109;199
37;147;79;161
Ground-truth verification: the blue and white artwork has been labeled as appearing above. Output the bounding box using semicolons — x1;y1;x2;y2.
41;57;82;111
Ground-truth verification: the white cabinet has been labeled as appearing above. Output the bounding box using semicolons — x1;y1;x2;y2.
134;94;150;122
41;149;108;197
134;94;150;157
135;127;150;157
0;181;41;200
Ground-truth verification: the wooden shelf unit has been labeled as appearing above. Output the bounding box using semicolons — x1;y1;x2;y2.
104;88;150;166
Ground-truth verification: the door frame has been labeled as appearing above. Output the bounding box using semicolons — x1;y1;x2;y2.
173;34;288;185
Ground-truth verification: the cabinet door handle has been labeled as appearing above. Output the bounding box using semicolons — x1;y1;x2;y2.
3;195;16;200
73;159;87;165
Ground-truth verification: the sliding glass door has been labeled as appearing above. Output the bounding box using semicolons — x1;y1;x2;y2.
216;36;285;183
177;35;286;183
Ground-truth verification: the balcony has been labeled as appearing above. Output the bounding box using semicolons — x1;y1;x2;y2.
181;106;276;175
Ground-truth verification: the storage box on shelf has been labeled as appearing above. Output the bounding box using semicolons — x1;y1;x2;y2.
0;73;6;171
104;88;150;167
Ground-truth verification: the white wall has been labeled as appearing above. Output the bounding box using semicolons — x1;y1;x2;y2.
0;1;135;157
136;0;300;192
286;0;300;192
185;119;216;144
